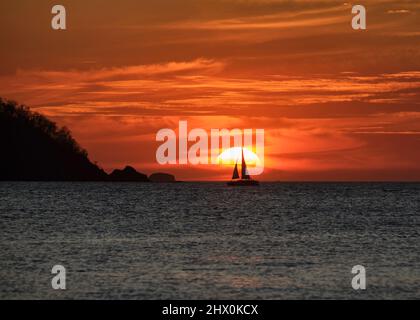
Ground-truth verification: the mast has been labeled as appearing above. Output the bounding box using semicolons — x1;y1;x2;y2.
241;148;250;180
232;162;240;180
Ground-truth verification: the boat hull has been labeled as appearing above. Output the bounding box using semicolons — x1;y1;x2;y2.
227;179;260;186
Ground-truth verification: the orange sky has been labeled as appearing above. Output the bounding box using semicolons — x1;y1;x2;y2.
1;0;420;180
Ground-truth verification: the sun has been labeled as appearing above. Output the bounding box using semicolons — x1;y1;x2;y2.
217;147;261;166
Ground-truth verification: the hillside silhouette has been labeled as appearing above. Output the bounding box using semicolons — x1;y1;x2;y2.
0;98;177;182
0;98;108;181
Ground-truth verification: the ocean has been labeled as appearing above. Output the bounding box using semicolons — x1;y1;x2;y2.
0;182;419;299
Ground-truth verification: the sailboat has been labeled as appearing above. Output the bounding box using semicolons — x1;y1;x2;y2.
227;148;259;186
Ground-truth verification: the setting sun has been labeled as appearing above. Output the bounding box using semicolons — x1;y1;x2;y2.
217;147;261;166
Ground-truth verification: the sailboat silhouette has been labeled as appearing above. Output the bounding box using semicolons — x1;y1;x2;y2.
227;148;259;186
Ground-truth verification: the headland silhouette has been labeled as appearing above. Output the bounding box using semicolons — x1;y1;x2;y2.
0;98;175;182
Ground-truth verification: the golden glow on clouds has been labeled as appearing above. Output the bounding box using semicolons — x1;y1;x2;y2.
0;0;419;180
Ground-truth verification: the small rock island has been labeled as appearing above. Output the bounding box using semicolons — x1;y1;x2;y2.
149;172;176;183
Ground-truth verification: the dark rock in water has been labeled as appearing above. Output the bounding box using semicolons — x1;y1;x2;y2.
149;172;176;183
0;98;108;181
109;166;149;182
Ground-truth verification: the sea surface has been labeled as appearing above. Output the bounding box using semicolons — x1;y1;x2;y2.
0;182;419;299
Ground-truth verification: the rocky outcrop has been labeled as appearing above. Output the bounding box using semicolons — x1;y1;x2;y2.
109;166;149;182
149;172;176;183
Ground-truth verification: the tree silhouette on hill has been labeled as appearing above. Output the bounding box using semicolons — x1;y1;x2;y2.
0;98;108;181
